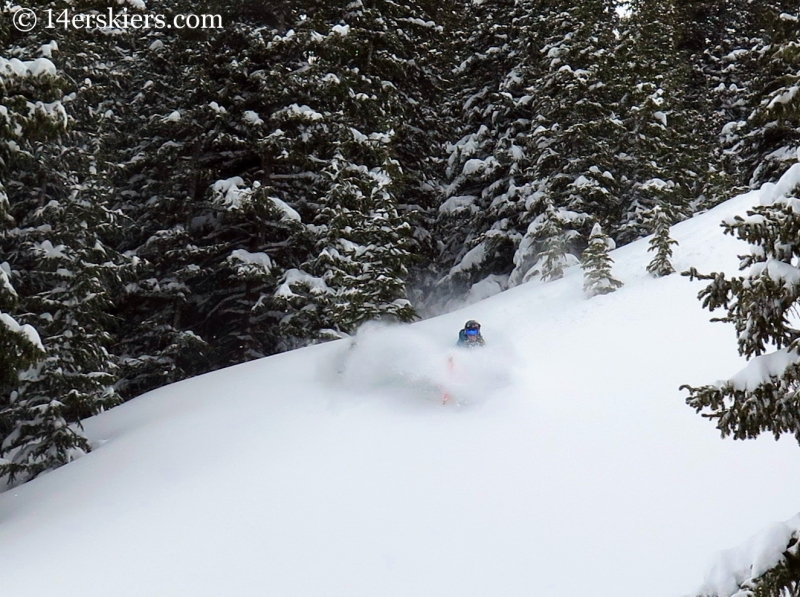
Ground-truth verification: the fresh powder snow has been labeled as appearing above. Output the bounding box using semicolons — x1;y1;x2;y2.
0;190;799;597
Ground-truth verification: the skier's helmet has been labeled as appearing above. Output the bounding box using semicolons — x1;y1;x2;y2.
464;320;481;337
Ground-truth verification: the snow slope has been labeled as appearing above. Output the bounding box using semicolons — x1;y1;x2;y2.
1;190;799;597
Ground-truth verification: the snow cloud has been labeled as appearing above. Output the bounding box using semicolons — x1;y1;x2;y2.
325;322;515;408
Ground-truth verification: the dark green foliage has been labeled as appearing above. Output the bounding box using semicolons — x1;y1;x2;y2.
513;201;583;284
0;265;44;397
276;156;416;342
434;0;734;304
434;0;542;295
98;0;450;391
614;0;697;242
747;540;800;597
737;10;800;186
0;1;127;482
435;0;622;300
523;0;621;224
0;169;122;485
670;0;800;198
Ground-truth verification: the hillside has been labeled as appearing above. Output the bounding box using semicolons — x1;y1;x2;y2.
0;189;799;597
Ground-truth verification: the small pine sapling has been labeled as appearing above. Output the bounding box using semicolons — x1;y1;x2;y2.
581;223;623;297
646;207;678;276
529;203;580;283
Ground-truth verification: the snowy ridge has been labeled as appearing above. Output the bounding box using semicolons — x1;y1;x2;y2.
1;190;800;597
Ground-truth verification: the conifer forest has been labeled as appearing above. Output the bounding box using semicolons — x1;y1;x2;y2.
2;0;800;498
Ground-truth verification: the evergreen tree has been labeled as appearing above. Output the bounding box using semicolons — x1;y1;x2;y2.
274;154;416;343
0;39;46;385
437;0;621;300
646;206;679;276
671;0;794;199
512;201;581;284
582;223;622;297
735;6;800;186
1;191;122;485
522;0;621;227
0;262;44;398
681;166;800;443
108;26;255;392
614;0;697;243
0;2;127;482
103;0;449;385
665;0;758;209
254;5;431;343
435;0;543;297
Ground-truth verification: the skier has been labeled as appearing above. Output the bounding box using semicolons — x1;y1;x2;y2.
457;320;485;348
442;320;484;404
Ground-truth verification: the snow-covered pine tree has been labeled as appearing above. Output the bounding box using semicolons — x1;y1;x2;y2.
0;4;66;237
104;0;447;378
735;6;800;186
494;0;620;292
1;11;63;480
613;0;696;243
522;0;621;227
0;262;44;398
671;0;772;204
106;14;302;377
537;229;574;284
696;536;800;597
276;155;415;343
512;201;581;284
747;554;800;597
245;2;441;345
99;3;312;380
0;43;48;387
317;157;415;330
203;176;306;359
681;165;800;443
646;206;678;276
0;7;130;483
0;180;123;485
582;223;622;297
108;23;261;391
437;0;621;301
434;0;542;298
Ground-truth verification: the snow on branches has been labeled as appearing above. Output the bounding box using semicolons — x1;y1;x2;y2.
581;223;622;297
681;164;800;443
646;206;678;277
696;513;800;597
